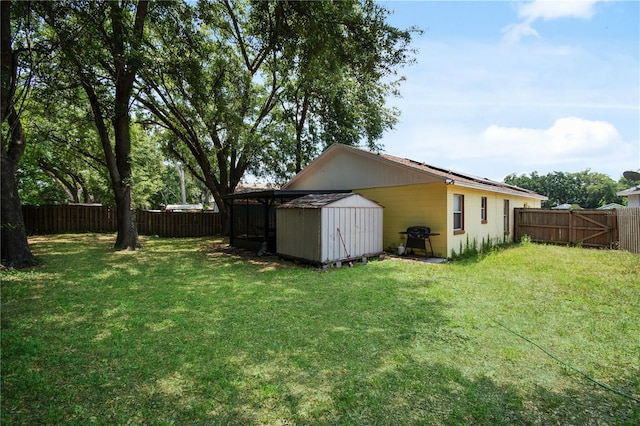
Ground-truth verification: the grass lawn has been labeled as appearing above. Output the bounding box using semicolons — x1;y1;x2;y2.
1;234;639;425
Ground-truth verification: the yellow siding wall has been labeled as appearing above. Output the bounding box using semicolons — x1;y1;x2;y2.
446;186;541;257
357;183;542;258
356;183;449;257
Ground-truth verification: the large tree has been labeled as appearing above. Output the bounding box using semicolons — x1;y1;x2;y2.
41;0;150;250
1;0;35;267
21;99;167;208
504;169;624;209
20;86;109;204
259;0;413;180
137;0;415;227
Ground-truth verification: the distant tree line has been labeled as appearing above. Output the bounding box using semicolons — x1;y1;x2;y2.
504;170;634;209
2;0;418;266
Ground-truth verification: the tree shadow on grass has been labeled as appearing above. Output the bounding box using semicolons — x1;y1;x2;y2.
525;377;639;426
326;360;639;425
3;236;638;425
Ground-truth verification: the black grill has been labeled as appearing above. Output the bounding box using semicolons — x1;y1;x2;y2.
406;226;430;241
401;226;439;257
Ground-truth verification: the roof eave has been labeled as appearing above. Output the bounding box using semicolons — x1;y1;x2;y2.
617;187;640;196
452;180;548;200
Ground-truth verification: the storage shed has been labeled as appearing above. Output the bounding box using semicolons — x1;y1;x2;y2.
276;193;383;265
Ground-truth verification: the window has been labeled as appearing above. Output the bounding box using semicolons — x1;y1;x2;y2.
481;197;487;224
503;200;510;234
453;194;464;234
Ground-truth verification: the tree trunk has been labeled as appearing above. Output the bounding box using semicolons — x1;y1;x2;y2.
106;1;147;251
1;154;34;267
1;0;35;267
295;92;310;173
112;97;138;251
1;112;35;267
113;186;137;250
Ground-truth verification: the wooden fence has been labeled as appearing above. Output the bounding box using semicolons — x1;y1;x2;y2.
23;204;222;238
22;204;638;251
137;209;222;238
617;207;640;253
23;204;117;235
514;208;640;252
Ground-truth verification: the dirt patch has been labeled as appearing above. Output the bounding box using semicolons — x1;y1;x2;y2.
205;242;289;269
387;254;448;264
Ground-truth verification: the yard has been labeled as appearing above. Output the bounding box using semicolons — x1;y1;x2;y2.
1;235;639;425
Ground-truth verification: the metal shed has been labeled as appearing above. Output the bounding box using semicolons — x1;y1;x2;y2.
276;193;384;265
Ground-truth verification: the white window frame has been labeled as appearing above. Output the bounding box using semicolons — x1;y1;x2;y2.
454;194;464;234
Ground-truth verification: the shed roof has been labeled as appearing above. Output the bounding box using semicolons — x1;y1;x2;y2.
279;193;381;209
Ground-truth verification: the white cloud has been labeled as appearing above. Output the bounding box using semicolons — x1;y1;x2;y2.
501;22;540;46
479;117;622;164
518;0;599;21
503;0;602;44
383;115;636;181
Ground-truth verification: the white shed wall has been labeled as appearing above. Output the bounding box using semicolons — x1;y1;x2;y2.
320;207;383;263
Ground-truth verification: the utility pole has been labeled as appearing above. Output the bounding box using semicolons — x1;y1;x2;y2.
177;162;187;204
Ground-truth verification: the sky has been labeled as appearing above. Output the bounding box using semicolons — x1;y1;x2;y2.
377;0;639;182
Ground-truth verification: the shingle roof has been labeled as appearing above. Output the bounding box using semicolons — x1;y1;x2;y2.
279;193;355;209
617;186;640;196
360;147;544;198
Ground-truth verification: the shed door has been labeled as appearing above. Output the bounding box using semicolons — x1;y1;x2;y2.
321;207;382;261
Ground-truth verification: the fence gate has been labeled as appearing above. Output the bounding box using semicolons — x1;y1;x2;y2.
514;209;618;249
571;211;618;247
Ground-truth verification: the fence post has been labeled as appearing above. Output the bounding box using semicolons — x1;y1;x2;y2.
568;210;573;245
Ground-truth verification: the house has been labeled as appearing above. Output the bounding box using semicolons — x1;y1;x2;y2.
282;144;547;258
597;203;624;210
552;203;581;210
617;186;640;207
164;203;203;212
